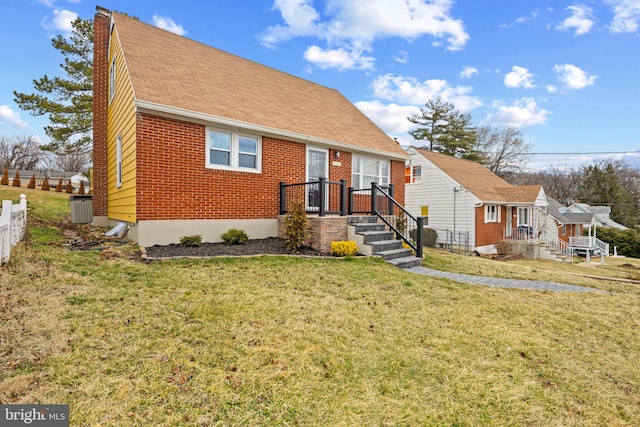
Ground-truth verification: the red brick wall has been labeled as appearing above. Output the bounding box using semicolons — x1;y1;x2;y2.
475;205;505;247
136;113;307;220
92;10;110;216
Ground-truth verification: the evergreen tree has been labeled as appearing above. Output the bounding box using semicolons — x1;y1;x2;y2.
407;97;478;159
13;18;93;155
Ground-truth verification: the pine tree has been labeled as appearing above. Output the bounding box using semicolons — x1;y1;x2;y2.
56;177;63;192
42;176;50;191
408;97;479;159
1;169;8;185
12;171;21;187
13;18;93;155
27;173;36;189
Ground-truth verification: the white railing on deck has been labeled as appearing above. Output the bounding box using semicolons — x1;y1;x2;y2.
569;236;610;254
0;194;27;264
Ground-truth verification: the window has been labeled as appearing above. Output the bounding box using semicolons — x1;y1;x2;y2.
562;224;567;235
109;57;116;103
421;206;429;226
352;155;390;189
405;165;421;184
517;207;529;226
485;205;498;222
116;134;122;188
207;128;261;172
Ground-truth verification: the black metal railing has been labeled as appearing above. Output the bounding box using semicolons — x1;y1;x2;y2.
366;183;423;257
279;178;347;216
280;180;424;257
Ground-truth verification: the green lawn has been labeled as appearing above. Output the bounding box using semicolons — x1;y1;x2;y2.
1;187;639;426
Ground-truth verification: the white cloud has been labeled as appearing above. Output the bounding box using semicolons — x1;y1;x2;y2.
504;66;536;89
304;45;375;70
355;100;420;139
460;66;478;79
393;51;409;64
606;0;640;33
261;0;470;69
369;73;482;111
546;85;558;93
38;0;56;6
0;106;28;129
41;9;77;33
483;98;550;128
152;15;187;36
553;64;597;89
556;5;595;35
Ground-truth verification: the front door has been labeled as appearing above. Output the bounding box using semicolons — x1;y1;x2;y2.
306;147;328;211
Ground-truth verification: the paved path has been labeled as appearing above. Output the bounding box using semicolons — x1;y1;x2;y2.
404;266;602;292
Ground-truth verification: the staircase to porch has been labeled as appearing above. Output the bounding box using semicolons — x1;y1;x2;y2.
348;216;423;268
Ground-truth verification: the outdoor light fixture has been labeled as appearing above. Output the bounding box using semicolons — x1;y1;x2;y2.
334;150;340;158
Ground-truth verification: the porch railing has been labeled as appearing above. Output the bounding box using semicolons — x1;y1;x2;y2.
279;180;424;257
503;226;540;241
279;178;347;216
569;236;610;255
366;183;423;258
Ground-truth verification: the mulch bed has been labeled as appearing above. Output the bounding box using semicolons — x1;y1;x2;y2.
143;237;331;259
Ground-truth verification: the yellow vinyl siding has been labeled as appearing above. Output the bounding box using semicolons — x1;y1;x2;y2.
107;26;137;222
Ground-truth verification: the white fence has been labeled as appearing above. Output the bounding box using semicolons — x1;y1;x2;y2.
0;194;27;264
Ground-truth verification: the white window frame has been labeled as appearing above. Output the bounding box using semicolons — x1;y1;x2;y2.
411;166;421;184
206;127;262;173
352;155;390;189
116;134;122;188
109;57;116;103
485;204;499;223
517;207;530;226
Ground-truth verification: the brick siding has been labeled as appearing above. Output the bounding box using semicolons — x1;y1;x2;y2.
92;11;110;216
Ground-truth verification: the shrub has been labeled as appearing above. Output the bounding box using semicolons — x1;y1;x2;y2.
66;181;74;193
179;234;202;247
330;241;358;257
284;201;307;252
409;227;438;248
1;169;8;185
78;181;85;194
591;227;640;258
221;228;249;245
55;178;63;192
27;173;36;189
41;176;50;191
12;171;20;187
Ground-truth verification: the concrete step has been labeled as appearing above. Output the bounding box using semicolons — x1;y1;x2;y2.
350;222;386;233
361;230;395;243
375;247;414;261
368;239;403;253
386;255;423;268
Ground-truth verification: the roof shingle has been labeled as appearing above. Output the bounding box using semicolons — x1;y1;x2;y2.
110;12;406;158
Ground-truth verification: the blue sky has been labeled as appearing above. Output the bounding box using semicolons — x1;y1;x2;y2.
1;0;640;171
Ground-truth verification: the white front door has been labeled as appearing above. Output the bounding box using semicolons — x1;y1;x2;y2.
306;147;328;211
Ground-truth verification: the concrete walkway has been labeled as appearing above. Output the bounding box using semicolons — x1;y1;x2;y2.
404;266;602;292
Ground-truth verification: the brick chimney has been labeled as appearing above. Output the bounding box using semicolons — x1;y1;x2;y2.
92;7;110;220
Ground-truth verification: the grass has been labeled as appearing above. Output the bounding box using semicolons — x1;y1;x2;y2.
1;187;640;425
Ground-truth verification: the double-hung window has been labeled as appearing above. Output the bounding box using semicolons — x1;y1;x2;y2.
116;134;122;188
109;57;116;103
352;155;390;189
207;128;261;172
485;205;498;222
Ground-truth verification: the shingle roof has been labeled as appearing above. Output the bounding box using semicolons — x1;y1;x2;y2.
110;12;407;159
413;147;542;203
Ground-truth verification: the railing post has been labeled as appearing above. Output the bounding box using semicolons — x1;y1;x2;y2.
370;182;377;215
340;179;347;216
416;217;424;258
279;182;286;215
347;187;353;215
387;183;394;215
318;177;326;217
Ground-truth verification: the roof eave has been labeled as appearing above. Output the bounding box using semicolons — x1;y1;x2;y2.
135;100;409;161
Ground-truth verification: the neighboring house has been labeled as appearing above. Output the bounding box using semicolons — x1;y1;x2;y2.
92;8;408;247
543;197;595;248
566;203;628;230
405;147;547;255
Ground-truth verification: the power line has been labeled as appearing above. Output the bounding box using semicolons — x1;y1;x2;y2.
526;150;640;155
